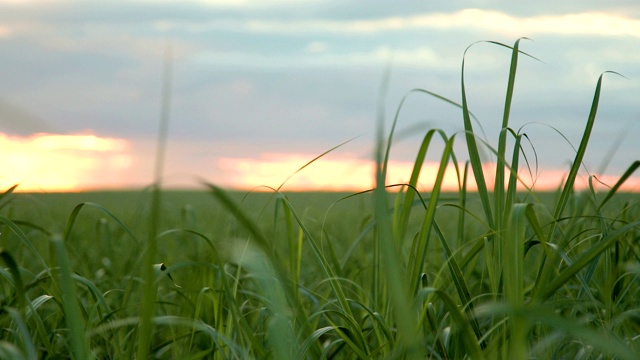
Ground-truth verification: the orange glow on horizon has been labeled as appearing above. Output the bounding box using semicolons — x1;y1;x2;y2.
217;153;640;193
3;135;639;194
1;132;132;192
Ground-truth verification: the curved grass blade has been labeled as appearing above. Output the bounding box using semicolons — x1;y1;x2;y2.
321;310;372;358
90;316;246;358
0;215;48;272
597;160;640;211
158;228;267;357
550;72;623;225
298;326;335;359
4;307;36;360
495;39;528;258
480;303;637;360
417;287;485;359
537;219;640;302
276;136;361;192
534;71;624;300
395;128;449;243
206;184;341;356
407;135;456;295
0;249;26;310
0;184;18;211
461;44;494;230
433;222;486;349
383;87;483;177
62;202;140;247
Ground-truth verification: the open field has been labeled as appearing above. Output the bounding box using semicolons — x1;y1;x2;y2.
1;40;640;359
1;185;639;359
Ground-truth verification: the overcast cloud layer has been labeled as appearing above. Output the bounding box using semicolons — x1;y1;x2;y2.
0;1;639;189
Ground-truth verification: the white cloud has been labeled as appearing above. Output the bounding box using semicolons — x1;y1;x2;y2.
221;9;640;38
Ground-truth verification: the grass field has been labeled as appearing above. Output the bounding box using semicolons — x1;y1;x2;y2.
1;40;640;359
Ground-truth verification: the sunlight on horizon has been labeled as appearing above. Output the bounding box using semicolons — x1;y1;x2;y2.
216;153;640;193
1;132;132;192
3;135;639;193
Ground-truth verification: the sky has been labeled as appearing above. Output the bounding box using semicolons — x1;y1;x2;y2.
0;0;639;192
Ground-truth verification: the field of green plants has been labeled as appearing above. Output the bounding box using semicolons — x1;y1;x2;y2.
1;40;640;359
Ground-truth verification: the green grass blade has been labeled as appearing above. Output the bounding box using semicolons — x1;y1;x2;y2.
537;219;640;302
5;307;36;360
51;234;89;359
504;204;529;358
597;160;640;211
495;39;525;254
480;304;637;360
461;44;494;230
550;72;621;224
206;184;345;357
62;202;140;247
418;288;485;359
0;215;48;272
533;72;622;301
0;184;18;211
395;128;446;242
504;132;523;222
0;249;26;310
407;135;455;294
137;42;173;360
433;222;486;349
374;93;420;354
276;136;360;192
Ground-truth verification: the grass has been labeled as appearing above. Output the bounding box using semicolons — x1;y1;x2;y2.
1;39;640;358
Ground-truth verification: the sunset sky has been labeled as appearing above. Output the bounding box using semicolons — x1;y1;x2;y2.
0;1;639;192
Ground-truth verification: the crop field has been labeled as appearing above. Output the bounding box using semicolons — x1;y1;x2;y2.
1;40;640;359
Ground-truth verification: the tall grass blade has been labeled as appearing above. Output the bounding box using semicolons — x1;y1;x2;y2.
407;135;455;294
374;73;419;353
395;129;447;243
504;132;523;222
138;42;173;360
51;234;89;359
550;72;620;224
504;204;528;358
494;39;525;257
534;71;621;301
461;44;494;230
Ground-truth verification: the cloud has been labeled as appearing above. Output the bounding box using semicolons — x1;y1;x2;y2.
188;9;640;38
